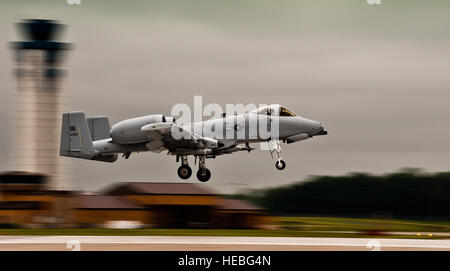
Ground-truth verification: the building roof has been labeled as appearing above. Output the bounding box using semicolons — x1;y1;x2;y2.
218;199;265;211
102;182;218;196
1;189;75;195
74;195;145;210
0;201;42;210
0;171;47;185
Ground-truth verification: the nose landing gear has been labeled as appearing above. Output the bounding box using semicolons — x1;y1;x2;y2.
268;140;287;170
275;159;286;170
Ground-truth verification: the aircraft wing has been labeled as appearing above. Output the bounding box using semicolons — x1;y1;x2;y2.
141;122;218;150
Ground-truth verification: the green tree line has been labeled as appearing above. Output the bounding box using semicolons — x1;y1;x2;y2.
231;170;450;220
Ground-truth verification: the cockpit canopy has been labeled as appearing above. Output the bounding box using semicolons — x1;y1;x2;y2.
249;104;297;117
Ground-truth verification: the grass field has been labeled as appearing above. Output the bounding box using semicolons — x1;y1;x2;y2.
0;217;448;239
276;216;450;232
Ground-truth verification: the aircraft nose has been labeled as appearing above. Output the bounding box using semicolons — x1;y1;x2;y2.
318;123;328;135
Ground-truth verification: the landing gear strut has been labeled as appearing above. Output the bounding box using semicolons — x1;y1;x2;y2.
196;156;211;182
177;156;192;179
268;140;286;170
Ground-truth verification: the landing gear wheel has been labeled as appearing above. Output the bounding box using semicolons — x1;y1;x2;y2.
275;160;286;170
196;168;211;182
177;165;192;179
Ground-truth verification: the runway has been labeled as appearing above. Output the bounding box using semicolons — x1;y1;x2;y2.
0;236;448;251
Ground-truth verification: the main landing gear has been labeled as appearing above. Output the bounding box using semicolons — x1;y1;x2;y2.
196;156;211;182
268;140;286;170
176;155;211;182
177;156;192;179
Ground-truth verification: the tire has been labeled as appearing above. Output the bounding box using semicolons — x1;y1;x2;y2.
177;165;192;179
275;160;286;170
196;168;211;182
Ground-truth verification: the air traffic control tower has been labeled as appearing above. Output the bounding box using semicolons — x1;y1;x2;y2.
10;19;72;189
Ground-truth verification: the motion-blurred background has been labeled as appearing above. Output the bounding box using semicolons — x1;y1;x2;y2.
0;0;448;233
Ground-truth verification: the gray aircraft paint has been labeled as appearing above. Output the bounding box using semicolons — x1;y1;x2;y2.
59;104;327;181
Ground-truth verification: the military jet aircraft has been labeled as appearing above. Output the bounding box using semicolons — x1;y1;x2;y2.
60;104;327;182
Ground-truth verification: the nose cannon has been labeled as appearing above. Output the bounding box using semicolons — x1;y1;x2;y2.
316;123;328;136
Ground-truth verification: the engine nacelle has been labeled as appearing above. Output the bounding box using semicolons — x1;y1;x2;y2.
110;114;165;144
164;116;176;124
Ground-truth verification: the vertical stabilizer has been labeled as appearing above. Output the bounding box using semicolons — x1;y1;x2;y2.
60;112;94;158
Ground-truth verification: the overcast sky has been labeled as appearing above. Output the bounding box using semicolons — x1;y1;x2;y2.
0;0;449;193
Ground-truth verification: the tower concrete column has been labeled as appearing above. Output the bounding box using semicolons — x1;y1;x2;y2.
10;19;72;189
